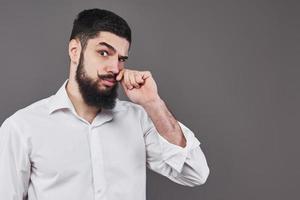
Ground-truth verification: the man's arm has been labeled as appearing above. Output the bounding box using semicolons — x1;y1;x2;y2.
117;69;210;186
117;69;186;147
141;105;210;186
0;118;31;199
141;98;186;147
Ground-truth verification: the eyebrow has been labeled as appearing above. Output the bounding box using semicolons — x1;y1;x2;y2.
98;42;129;60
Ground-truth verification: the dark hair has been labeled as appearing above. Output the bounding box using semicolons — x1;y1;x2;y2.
70;8;131;50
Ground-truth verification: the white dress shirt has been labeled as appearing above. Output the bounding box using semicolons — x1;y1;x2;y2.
0;80;209;200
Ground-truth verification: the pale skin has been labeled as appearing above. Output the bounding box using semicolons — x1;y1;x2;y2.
66;31;186;148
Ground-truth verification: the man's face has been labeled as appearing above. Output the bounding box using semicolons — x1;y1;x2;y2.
75;31;130;109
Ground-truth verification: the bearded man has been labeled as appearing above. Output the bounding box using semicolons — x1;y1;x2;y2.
0;8;209;200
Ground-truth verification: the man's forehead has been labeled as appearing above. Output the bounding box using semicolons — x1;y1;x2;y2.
89;31;129;54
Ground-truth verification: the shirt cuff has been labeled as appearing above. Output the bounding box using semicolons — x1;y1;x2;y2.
157;121;201;173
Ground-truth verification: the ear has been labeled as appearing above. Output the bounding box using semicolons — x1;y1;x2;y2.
68;39;82;65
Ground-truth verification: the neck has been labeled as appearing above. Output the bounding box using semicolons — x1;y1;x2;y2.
65;77;100;124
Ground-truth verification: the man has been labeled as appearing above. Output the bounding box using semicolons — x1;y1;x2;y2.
0;8;209;200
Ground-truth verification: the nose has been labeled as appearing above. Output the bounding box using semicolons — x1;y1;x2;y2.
106;56;120;74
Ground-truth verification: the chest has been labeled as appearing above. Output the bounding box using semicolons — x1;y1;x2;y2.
28;116;146;177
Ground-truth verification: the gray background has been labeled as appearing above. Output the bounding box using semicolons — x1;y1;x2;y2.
0;0;299;199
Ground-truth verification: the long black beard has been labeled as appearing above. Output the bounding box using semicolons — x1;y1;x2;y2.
75;53;118;110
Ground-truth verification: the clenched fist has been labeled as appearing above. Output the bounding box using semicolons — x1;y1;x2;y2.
116;69;161;106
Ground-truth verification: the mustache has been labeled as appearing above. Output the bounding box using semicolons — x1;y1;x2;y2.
98;73;117;80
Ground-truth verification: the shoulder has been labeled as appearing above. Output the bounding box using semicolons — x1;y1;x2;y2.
1;96;53;128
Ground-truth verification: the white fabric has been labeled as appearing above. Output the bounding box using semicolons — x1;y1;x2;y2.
0;79;209;200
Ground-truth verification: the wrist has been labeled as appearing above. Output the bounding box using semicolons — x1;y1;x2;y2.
141;96;164;110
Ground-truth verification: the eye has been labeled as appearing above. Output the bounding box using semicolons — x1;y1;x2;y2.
119;58;126;62
99;50;109;56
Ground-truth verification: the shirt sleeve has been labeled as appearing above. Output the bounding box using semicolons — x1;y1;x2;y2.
142;112;210;187
0;118;31;200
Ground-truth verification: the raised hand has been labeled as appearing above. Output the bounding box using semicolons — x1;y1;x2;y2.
116;69;160;106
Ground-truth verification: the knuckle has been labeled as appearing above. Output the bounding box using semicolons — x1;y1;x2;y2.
146;71;151;76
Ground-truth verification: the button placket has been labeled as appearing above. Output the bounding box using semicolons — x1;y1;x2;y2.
89;125;106;199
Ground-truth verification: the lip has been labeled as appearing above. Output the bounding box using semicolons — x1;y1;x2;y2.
100;79;116;87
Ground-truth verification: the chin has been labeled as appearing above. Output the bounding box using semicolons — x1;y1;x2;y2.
99;83;110;88
98;85;113;93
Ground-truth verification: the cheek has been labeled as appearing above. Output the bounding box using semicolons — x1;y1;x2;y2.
83;56;103;74
96;64;108;75
84;51;114;75
118;63;125;70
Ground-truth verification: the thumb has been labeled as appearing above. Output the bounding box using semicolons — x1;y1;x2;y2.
116;69;125;81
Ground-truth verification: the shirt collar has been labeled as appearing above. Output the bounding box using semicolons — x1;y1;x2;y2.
48;79;126;115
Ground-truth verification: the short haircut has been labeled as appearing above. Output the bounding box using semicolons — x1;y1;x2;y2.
70;8;131;50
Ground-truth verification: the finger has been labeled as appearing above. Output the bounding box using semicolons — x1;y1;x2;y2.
124;70;133;89
129;72;140;88
120;78;129;91
141;71;152;80
135;73;145;84
116;69;125;81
